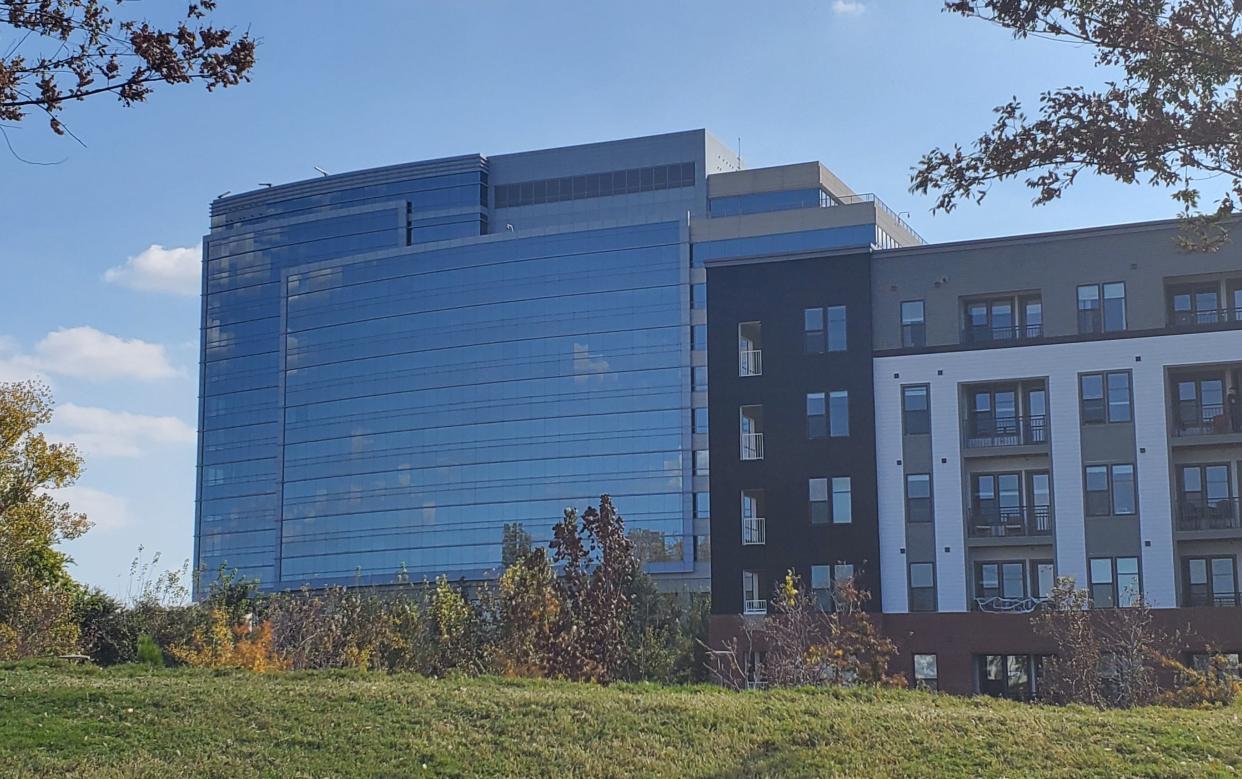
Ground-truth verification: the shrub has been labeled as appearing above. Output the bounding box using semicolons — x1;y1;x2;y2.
169;608;288;672
136;634;163;667
74;587;136;665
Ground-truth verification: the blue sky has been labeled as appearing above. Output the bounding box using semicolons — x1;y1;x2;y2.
0;0;1184;594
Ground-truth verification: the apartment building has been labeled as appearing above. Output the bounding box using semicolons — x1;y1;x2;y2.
707;218;1242;695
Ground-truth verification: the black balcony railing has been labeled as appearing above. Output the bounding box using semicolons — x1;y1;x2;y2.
962;323;1043;344
1168;308;1242;330
1174;403;1238;436
964;414;1048;448
968;505;1053;538
1177;498;1241;531
1185;590;1242;607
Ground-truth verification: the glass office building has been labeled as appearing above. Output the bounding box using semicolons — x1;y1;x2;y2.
195;130;920;592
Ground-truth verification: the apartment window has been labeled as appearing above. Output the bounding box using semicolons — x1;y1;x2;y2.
743;570;766;614
1078;282;1127;333
906;474;932;523
909;562;936;612
829;390;849;436
1080;371;1131;424
1169;283;1223;327
804;307;825;354
1091;557;1140;608
1184;556;1238;607
694;449;709;476
741;490;765;545
979;655;1039;700
809;478;829;525
1111;464;1136;515
913;654;939;691
832;477;852;524
806;392;826;438
827;305;847;352
1178;464;1234;530
740;405;764;460
804;305;846;353
694;535;711;562
963;294;1042;342
1034;560;1056;599
811;563;855;611
901;300;926;347
977;561;1026;605
1084;464;1135;516
902;385;930;435
738;321;762;377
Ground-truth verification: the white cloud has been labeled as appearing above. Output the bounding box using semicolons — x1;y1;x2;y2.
832;0;866;16
104;244;200;296
53;403;196;459
0;326;179;382
56;485;130;532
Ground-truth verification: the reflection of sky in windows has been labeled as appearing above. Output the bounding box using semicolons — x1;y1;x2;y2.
199;206;692;586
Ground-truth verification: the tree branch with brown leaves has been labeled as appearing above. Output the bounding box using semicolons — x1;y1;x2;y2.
0;0;255;137
912;0;1242;248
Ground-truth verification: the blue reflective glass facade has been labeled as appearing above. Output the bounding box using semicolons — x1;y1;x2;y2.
195;131;905;594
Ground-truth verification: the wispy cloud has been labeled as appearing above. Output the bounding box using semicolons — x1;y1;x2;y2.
55;485;130;532
104;244;200;296
832;0;866;16
0;326;180;382
53;403;195;459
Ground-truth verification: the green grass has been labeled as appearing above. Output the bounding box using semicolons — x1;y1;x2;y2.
1;662;1240;778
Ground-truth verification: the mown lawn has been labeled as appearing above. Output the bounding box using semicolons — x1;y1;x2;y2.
1;662;1240;778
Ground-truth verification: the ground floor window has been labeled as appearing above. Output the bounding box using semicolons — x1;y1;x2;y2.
977;654;1042;700
1190;652;1242;680
913;654;938;691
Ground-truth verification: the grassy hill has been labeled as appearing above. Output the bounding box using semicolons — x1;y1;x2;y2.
1;662;1240;778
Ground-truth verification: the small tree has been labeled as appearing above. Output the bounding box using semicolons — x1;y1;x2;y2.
547;495;640;683
491;549;560;677
1032;577;1165;708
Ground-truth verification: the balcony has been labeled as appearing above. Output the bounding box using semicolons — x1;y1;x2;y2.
961;323;1043;345
968;505;1053;539
741;517;766;545
740;432;765;461
964;414;1048;449
1168;308;1242;331
974;595;1047;614
1185;591;1242;607
738;349;763;377
743;599;768;615
1177;498;1241;531
1174;403;1237;437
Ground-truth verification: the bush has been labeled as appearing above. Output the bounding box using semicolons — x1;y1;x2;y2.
74;587;135;665
136;634;163;667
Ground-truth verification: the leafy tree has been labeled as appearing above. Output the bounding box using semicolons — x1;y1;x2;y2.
547;495;640;682
0;381;88;623
0;0;255;144
500;522;534;568
913;0;1242;246
491;549;561;677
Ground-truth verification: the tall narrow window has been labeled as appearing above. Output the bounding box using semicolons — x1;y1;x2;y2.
829;390;850;437
901;300;926;347
738;321;762;377
832;477;852;524
809;478;829;525
909;562;936;612
902;385;930;435
1116;557;1141;606
804;307;825;354
743;571;766;614
827;305;847;352
1090;557;1115;607
1107;372;1132;422
1080;374;1106;424
741;490;765;545
740;405;764;461
1111;464;1136;515
1077;284;1101;333
806;392;826;438
811;565;834;610
906;474;932;523
1103;282;1127;331
1085;465;1111;515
